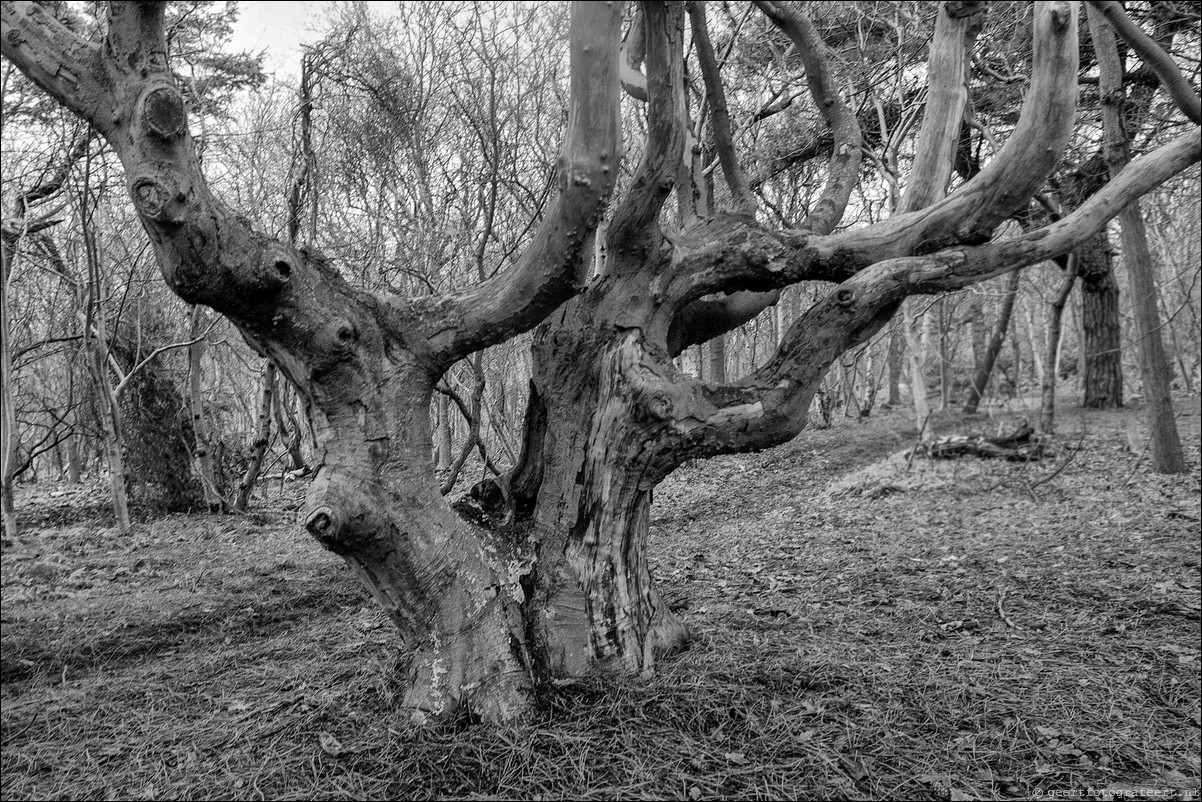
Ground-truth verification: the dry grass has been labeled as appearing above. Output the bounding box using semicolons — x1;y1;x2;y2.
2;397;1200;800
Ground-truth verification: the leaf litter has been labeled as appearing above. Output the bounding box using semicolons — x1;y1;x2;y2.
2;397;1199;800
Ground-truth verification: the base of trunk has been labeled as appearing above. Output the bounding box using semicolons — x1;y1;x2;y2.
538;562;692;680
400;591;536;725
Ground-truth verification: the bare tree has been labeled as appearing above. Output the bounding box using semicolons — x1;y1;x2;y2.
1;0;622;722
1086;1;1188;473
3;0;1197;723
479;0;1198;682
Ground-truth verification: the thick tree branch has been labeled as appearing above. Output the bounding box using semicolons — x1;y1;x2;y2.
900;1;984;212
688;1;755;215
416;2;623;370
0;1;112;133
1086;0;1201;125
607;1;686;261
667;289;780;356
661;1;1079;309
620;5;648;101
753;0;862;235
667;0;865;357
649;127;1201;464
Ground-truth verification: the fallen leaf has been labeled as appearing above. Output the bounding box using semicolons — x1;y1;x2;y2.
318;731;346;756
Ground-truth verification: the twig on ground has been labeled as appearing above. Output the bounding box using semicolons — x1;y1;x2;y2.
996;587;1016;629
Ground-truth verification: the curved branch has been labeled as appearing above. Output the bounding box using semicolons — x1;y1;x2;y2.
667;0;865;358
418;2;623;369
661;1;1079;309
688;1;754;215
670;126;1200;458
607;0;686;261
899;1;984;212
1086;0;1201;125
0;1;112;133
667;289;780;356
753;0;862;235
620;4;648;101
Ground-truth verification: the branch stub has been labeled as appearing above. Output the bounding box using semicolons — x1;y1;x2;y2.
139;85;186;140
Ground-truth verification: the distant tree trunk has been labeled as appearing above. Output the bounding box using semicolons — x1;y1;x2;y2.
1088;6;1186;473
937;298;951;409
707;333;727;383
234;361;275;512
1;225;18;535
84;318;131;535
886;319;903;406
1077;232;1123;408
79;200;132;534
434;392;453;470
1039;259;1078;433
964;268;1021;413
273;382;307;473
966;292;986;390
188;306;226;511
904;309;934;435
64;420;81;484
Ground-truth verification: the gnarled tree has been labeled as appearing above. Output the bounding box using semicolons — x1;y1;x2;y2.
1;0;623;722
4;0;1198;723
479;0;1199;682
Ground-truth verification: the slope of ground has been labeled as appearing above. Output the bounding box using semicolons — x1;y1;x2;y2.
2;396;1199;801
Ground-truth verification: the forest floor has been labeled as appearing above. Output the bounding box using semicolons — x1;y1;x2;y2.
1;394;1200;801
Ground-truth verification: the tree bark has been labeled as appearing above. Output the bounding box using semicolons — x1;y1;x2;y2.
188;307;226;511
1;224;19;536
434;392;453;471
234;361;275;512
1039;259;1078;433
886;319;903;406
963;268;1021;413
1077;232;1123;408
1088;5;1186;473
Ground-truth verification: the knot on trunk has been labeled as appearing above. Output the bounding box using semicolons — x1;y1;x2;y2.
138;84;186;141
255;243;296;294
317;317;360;356
305;505;340;546
131;175;185;225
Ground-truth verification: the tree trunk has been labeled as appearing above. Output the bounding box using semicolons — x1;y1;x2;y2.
273;381;307;473
937;298;951;409
524;305;690;679
1;227;18;536
434;391;453;470
963;268;1021;413
904;303;934;437
1077;232;1123;408
65;423;81;484
886;318;903;406
1039;260;1078;433
234;361;275;512
1088;6;1186;473
188;307;226;511
85;327;131;535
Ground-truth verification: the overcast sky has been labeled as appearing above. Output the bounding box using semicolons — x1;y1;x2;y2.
227;0;327;76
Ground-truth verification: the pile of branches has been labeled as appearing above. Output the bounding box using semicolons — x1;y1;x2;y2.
913;420;1047;462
